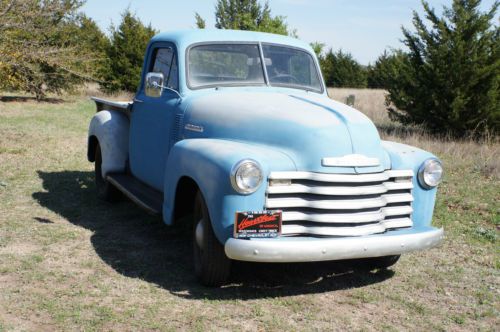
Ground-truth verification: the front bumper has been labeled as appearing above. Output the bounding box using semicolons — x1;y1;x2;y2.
225;227;444;263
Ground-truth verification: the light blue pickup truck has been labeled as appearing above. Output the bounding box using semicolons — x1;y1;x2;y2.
88;30;444;286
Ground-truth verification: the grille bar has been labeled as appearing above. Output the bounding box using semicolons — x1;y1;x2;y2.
268;169;413;183
266;193;413;210
282;205;413;223
267;181;413;196
282;217;413;236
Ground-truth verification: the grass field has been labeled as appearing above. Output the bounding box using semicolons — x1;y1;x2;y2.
0;90;498;331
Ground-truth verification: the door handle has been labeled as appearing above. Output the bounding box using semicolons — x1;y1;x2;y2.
133;98;144;103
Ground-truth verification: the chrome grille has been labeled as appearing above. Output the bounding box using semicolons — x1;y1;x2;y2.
266;170;414;237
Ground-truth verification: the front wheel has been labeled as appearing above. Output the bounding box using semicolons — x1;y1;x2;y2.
193;191;231;286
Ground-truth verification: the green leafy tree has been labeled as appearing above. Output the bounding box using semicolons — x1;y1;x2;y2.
0;0;100;99
195;0;293;36
367;50;409;89
387;0;499;136
101;10;156;93
321;49;367;88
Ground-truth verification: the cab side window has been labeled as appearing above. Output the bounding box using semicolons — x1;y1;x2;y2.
151;47;179;91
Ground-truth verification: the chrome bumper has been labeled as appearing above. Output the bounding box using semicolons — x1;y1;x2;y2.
225;228;444;263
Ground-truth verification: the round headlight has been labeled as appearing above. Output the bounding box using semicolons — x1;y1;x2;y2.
231;159;263;194
418;158;443;189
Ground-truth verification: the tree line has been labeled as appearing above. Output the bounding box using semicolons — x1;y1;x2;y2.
0;0;498;136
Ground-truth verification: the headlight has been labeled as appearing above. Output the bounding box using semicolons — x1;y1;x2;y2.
418;158;443;189
231;159;263;194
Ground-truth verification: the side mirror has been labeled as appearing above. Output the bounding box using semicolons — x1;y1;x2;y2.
145;72;164;98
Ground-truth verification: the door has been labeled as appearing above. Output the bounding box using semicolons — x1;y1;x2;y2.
129;43;180;191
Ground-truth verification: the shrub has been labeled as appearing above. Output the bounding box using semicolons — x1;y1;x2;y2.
387;0;499;137
367;50;408;89
321;49;367;88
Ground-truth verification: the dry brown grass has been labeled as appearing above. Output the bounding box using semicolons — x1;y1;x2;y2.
383;131;500;179
328;88;390;125
75;82;134;101
328;88;500;179
0;92;498;331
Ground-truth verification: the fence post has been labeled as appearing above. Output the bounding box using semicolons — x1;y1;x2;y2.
346;94;355;106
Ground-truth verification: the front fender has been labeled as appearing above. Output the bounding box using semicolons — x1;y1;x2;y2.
88;110;129;178
162;139;296;243
382;140;440;228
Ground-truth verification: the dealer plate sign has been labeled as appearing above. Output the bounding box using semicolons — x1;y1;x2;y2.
234;211;282;239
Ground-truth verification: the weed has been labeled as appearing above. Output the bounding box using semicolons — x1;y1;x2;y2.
451;314;466;325
473;227;497;243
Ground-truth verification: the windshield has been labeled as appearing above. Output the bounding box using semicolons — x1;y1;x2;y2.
262;44;322;92
188;44;265;88
187;43;322;92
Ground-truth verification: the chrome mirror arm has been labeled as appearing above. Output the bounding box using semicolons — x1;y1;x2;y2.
152;81;182;100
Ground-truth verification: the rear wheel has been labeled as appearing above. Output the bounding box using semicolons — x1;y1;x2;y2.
94;143;121;202
193;191;231;286
354;255;401;271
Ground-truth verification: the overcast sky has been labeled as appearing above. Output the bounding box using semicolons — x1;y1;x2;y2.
81;0;498;65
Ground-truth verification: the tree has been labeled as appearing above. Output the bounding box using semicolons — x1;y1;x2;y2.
101;10;156;93
367;50;409;89
0;0;100;99
309;43;370;89
310;41;325;58
195;0;293;36
321;49;367;88
387;0;499;136
75;15;109;59
195;12;206;29
62;14;110;80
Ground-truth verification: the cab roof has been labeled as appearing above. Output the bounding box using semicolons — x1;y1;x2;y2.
150;29;314;53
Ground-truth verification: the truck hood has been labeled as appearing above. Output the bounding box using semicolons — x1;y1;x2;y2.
183;91;390;173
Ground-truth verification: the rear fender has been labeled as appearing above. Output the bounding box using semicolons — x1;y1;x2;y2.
88;110;129;178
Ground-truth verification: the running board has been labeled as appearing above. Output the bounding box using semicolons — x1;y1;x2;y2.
107;174;163;215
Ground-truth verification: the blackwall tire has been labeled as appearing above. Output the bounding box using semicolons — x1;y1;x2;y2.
193;191;231;286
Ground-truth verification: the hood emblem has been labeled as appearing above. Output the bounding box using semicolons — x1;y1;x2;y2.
322;154;380;167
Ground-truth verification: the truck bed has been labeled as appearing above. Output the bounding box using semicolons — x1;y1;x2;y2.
91;97;133;114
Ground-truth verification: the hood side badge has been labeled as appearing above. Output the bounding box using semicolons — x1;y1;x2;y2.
185;124;204;133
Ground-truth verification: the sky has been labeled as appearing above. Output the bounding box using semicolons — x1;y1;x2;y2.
81;0;498;65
